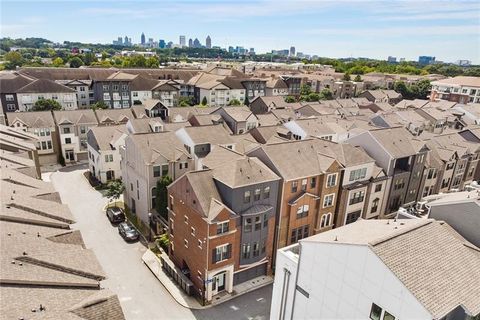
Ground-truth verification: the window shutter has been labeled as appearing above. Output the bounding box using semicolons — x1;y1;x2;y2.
212;249;217;263
226;244;232;259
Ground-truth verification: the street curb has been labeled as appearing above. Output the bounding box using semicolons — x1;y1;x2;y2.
211;278;274;307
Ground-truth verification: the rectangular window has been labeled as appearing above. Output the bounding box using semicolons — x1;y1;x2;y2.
65;137;71;144
346;211;361;224
47;141;52;149
184;239;188;248
213;244;231;263
242;243;251;259
244;217;252;232
103;85;109;91
41;141;47;150
371;198;379;213
263;186;270;199
301;179;307;191
216;221;229;235
326;173;337;187
244;191;251;203
349;191;365;205
113;85;119;91
291;181;298;192
63;127;71;134
5;94;14;101
310;177;316;188
290;225;309;244
296;204;309;218
253;242;259;257
254;216;261;231
369;303;382;320
349;168;367;182
323;194;335;207
198;239;202;249
184;215;189;224
254;188;261;201
105;154;113;162
161;164;168;176
383;312;395;320
80;126;86;134
263;213;268;228
169;195;174;211
190;227;195;236
375;184;382;192
153;166;161;177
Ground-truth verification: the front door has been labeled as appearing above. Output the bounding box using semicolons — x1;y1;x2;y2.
211;271;226;296
65;150;75;162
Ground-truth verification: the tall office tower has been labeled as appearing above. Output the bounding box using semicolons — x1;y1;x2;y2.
159;39;166;48
289;46;296;57
141;32;146;45
193;38;200;48
179;35;186;47
188;38;193;48
124;36;129;46
206;35;211;49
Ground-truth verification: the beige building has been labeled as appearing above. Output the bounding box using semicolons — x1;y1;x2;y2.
16;79;78;111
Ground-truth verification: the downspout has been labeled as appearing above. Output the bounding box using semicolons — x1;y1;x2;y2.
289;243;302;320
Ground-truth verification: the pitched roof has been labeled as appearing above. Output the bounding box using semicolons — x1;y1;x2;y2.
129;75;160;91
94;108;134;124
53;110;98;125
182;124;234;145
220;106;255;122
369;127;419;158
432;76;480;88
87;125;127;152
128;131;190;164
302;219;480;318
6;110;55;128
0;73;35;93
17;79;75;93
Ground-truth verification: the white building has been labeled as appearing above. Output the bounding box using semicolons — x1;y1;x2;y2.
16;79;78;111
270;219;480;320
431;76;480;104
87;125;127;183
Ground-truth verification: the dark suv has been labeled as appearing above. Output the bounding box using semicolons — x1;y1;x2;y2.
106;207;125;224
118;222;140;242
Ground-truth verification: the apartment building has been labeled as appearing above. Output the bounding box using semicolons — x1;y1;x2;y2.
6;111;59;165
270;219;480;320
16;79;78;111
55;79;93;108
248;139;343;250
94;108;135;126
212;106;259;134
151;80;180;108
0;72;34;113
121;131;194;225
129;76;160;104
92;72;135;109
265;77;289;96
430;76;480;104
175;124;235;169
347;127;428;215
87;125;127;183
53;109;98;163
167;148;280;303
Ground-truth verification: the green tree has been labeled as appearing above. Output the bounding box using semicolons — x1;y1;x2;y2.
32;99;62;111
319;88;333;100
394;81;412;99
343;72;351;81
300;84;312;96
155;176;173;220
90;101;109;110
156;233;170;252
284;96;296;103
354;74;362;82
105;180;125;207
52;57;64;67
4;51;24;69
413;79;431;99
82;52;97;66
228;98;242;106
178;96;195;107
68;56;84;68
201;96;208;106
146;56;160;68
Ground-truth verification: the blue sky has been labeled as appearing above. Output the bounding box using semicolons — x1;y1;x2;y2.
1;0;479;63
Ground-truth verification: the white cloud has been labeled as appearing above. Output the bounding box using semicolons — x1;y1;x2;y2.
307;25;480;37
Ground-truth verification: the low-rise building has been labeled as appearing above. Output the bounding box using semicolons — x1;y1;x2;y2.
87;125;127;183
213;106;258;134
16;79;78;111
358;89;402;105
430;76;480;104
6;111;59;165
270;219;480;320
53;109;98;163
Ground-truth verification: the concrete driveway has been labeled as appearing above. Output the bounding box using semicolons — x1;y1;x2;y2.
49;169;272;320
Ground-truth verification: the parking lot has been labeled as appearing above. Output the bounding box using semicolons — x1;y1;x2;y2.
50;168;271;320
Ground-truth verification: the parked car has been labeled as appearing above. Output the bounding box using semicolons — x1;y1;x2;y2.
118;222;140;242
106;207;125;224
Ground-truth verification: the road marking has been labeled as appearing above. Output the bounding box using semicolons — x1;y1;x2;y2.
230;305;239;311
120;297;133;302
256;298;264;302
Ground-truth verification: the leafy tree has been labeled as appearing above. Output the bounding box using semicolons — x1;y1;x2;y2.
394;81;411;99
228;98;242;106
284;96;296;103
319;88;333;100
146;56;160;68
354;74;362;82
105;180;125;207
155;175;173;220
90;101;109;110
343;72;351;81
68;56;84;68
156;233;170;252
32;99;62;111
52;57;64;67
243;95;250;106
82;52;97;66
201;96;208;106
178;96;195;107
412;79;431;99
4;51;24;69
300;84;312;96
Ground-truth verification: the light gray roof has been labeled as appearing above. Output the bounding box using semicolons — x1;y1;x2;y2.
369;127;419;158
53;109;98;125
6;111;56;128
87;125;127;152
94;108;134;124
128;131;190;164
182;124;234;145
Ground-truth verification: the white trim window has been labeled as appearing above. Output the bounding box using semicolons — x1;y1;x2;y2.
320;213;331;228
326;173;337;187
323;193;335;208
349;168;367;182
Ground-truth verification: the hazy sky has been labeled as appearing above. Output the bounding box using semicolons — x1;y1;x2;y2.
1;0;479;63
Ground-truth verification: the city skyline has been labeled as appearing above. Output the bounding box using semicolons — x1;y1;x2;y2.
1;0;479;63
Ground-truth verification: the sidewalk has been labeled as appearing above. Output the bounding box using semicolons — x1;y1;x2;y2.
142;250;274;309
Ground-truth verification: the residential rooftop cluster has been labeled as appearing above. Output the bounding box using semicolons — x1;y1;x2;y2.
0;124;125;320
1;65;480;318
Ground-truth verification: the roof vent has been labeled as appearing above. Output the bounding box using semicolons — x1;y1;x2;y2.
37;232;41;237
7;233;11;236
11;260;15;264
22;251;27;256
18;262;23;266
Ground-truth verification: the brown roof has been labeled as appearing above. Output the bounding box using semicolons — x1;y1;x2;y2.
53;109;98;125
6;110;56;128
0;73;35;93
16;79;75;94
432;76;480;88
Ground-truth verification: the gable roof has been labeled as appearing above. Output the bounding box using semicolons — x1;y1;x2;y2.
94;108;134;124
6;111;55;128
87;125;127;152
128;131;189;164
53;110;98;125
17;79;75;94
